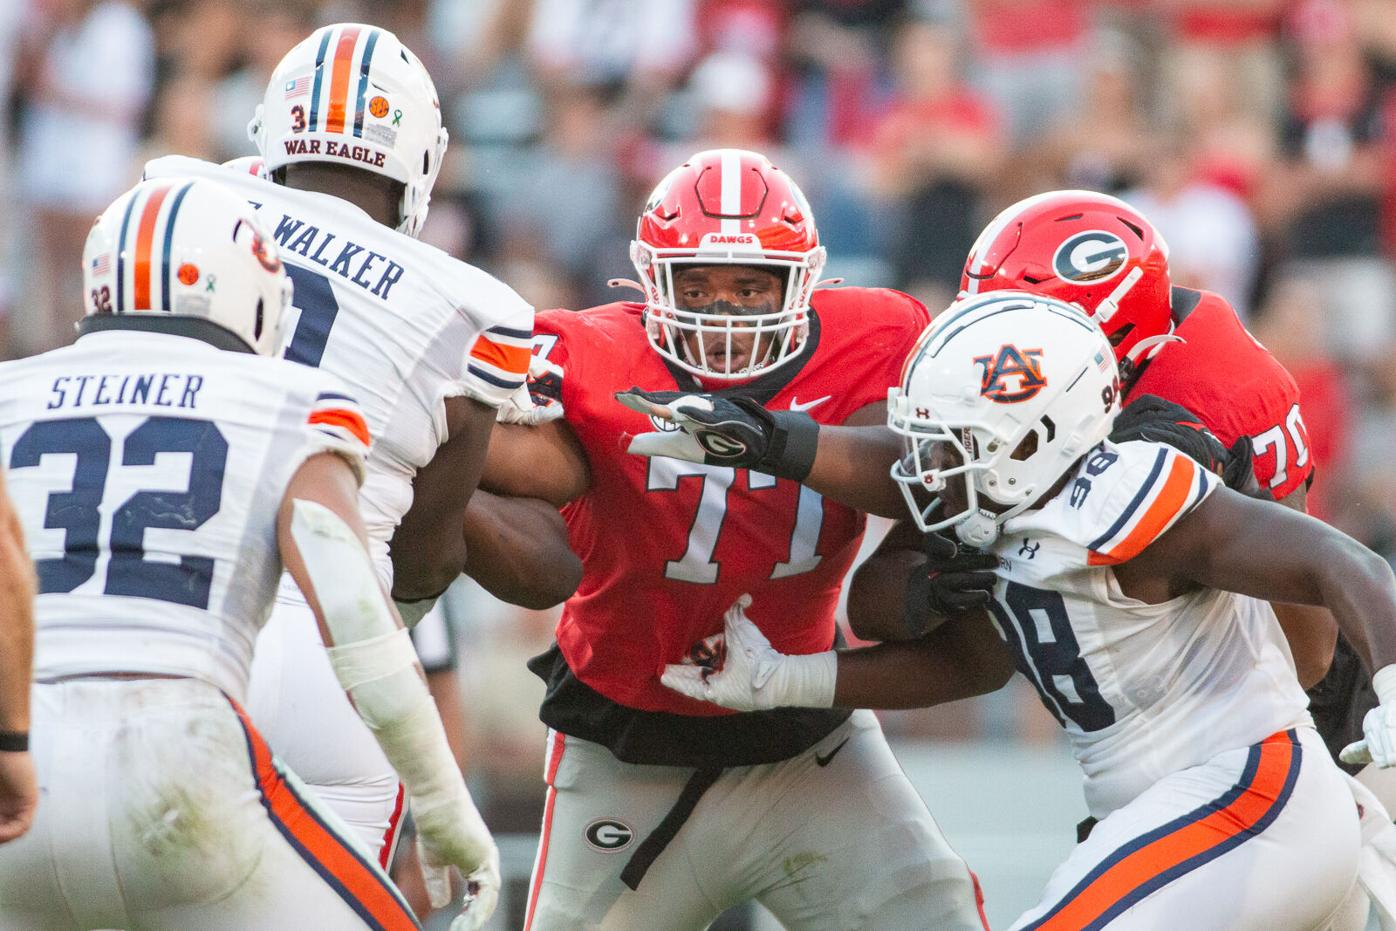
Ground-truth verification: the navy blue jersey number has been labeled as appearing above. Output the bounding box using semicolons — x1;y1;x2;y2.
993;582;1116;732
9;418;110;593
105;417;228;607
11;415;228;608
282;265;339;368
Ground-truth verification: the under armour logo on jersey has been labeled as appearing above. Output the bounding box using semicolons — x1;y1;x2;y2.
1053;230;1129;284
974;345;1048;403
1019;539;1040;559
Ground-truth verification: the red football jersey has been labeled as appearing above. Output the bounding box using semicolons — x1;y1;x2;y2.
1128;289;1314;501
538;288;931;716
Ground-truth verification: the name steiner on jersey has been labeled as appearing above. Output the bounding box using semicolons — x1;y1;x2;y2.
47;373;204;411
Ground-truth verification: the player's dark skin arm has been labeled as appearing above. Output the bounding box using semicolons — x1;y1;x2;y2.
1265;483;1338;688
462;490;581;609
830;485;1396;711
480;420;590;507
1118;485;1396;675
803;418;905;519
390;396;496;602
833;609;1015;708
847;518;938;642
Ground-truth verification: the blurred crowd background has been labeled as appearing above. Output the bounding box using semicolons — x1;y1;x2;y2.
5;0;1396;919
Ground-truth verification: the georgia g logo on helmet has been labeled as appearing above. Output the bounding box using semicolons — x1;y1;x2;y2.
1052;230;1129;284
975;344;1048;403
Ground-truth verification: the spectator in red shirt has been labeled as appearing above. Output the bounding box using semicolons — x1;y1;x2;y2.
864;17;1003;309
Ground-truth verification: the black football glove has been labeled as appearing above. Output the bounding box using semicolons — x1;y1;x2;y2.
903;533;1000;637
1110;394;1272;499
615;388;820;480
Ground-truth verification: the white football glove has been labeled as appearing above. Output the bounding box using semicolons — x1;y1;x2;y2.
496;355;565;425
660;595;837;711
413;790;500;930
616;391;715;462
1341;665;1396;767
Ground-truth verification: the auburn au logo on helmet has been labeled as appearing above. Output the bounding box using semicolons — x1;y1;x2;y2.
975;344;1048;403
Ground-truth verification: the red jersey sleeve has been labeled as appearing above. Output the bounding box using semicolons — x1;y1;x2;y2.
1128;291;1315;502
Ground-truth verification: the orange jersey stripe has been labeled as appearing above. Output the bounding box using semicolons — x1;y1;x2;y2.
524;731;567;930
1033;732;1296;930
132;184;172;310
325;26;360;133
229;700;419;930
310;408;371;446
470;334;532;377
1088;455;1195;566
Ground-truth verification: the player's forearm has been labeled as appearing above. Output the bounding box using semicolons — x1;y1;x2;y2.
0;523;34;733
805;424;905;519
847;547;935;642
462;491;581;609
1313;534;1396;675
392;399;496;601
833;614;1014;709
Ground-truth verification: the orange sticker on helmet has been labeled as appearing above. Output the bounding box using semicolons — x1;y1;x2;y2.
177;263;200;286
369;95;390;118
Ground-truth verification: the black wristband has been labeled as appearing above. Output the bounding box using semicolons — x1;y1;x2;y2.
0;731;28;752
759;410;821;482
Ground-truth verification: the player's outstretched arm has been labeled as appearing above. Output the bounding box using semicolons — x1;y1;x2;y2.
391;396;497;611
279;452;500;930
462;490;581;609
1127;486;1396;766
848;519;998;642
617;390;906;517
0;468;36;845
660;596;1014;712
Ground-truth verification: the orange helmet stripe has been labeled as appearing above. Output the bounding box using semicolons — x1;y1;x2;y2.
325;26;361;133
131;184;173;310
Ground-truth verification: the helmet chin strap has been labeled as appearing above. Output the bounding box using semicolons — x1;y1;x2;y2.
1123;327;1184;367
955;510;1000;548
607;277;647;296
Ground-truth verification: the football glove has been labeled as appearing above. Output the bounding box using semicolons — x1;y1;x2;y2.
1110;394;1271;499
660;595;837;711
904;533;999;637
1342;665;1396;768
615;388;820;480
497;355;565;425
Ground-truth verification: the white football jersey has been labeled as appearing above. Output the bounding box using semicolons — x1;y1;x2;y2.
0;328;369;700
144;155;534;586
989;439;1311;818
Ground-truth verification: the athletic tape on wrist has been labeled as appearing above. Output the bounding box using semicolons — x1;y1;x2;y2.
0;731;28;752
1375;664;1396;706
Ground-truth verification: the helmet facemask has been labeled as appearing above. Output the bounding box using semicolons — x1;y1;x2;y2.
889;392;1055;547
635;243;825;381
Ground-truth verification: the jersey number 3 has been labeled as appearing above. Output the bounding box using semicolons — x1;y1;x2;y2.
11;415;227;608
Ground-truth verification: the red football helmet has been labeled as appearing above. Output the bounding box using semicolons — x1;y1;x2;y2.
960;191;1173;367
631;149;827;380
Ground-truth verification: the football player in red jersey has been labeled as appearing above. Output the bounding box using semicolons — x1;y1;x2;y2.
627;190;1349;723
479;149;989;930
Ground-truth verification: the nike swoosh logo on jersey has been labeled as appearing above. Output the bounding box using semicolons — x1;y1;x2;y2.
790;395;831;413
815;737;850;767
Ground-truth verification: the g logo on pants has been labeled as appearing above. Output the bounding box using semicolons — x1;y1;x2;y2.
584;819;634;852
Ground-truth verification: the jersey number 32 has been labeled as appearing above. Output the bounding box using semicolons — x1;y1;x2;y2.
11;415;226;608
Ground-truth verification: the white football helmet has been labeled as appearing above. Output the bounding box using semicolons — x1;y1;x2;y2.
248;23;448;238
888;292;1121;546
82;177;293;356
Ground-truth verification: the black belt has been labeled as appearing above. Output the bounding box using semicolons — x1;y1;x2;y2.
620;766;723;890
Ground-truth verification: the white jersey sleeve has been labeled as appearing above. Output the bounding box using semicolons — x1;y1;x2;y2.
144;154;533;582
993;440;1309;818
